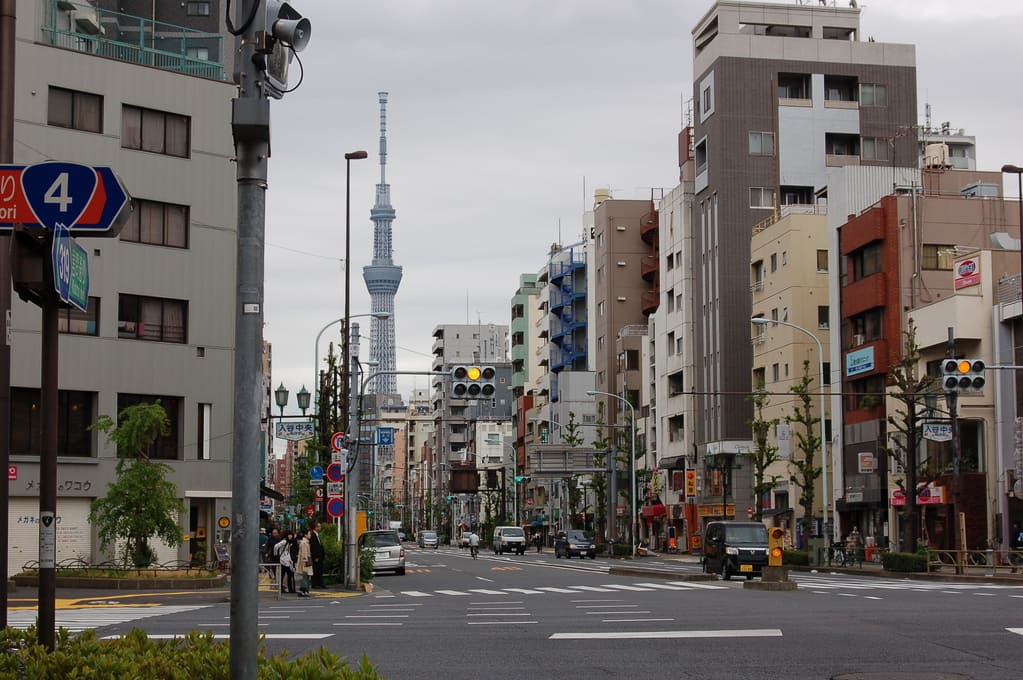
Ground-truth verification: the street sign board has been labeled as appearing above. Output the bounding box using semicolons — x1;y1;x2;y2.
305;505;315;519
310;465;324;480
309;478;323;486
51;225;89;311
0;162;131;233
330;432;346;452
325;463;344;483
326;497;344;518
7;465;15;481
326;482;343;497
275;420;315;441
376;427;394;446
313;487;324;501
331;448;348;465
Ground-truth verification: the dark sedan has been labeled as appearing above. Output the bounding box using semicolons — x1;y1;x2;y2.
554;530;596;559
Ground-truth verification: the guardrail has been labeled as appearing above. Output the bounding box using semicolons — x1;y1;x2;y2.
20;557;222;577
927;549;1022;575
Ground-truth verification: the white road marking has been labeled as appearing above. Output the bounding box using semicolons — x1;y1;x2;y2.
504;588;545;594
468;620;538;625
436;590;470;596
344;615;409;619
575;604;635;609
550;629;783;640
333;622;402;626
667;581;728;590
601;584;654;592
536;587;580;593
602;618;674;623
467;613;533;617
1007;628;1023;636
468;589;507;595
635;582;697;591
106;633;332;640
401;591;433;597
568;586;615;592
587;610;651;615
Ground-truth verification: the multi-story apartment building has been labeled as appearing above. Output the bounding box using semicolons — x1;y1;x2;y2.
750;210;831;542
7;0;236;573
510;274;541;399
681;0;917;535
836;168;1015;550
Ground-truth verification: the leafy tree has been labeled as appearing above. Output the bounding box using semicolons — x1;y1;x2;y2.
560;412;586;529
589;410;611;543
747;385;782;522
786;361;822;542
880;320;935;553
89;401;184;567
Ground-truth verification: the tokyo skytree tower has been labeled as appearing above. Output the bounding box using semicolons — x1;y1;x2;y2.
363;92;402;394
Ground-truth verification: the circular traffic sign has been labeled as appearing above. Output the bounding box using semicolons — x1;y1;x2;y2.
310;465;324;480
326;463;344;482
327;497;345;518
331;431;346;452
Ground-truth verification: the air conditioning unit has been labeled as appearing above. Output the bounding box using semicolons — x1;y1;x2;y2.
852;334;865;347
71;8;102;35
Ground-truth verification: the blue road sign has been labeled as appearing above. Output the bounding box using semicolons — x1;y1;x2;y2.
327;497;345;519
377;427;394;446
0;162;131;233
326;463;344;483
310;465;324;480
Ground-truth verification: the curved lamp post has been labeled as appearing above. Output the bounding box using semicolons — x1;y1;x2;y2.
313;311;390;411
587;389;636;557
752;316;830;543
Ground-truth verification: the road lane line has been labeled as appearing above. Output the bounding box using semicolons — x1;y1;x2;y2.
1007;628;1023;636
549;629;783;640
666;581;727;590
468;589;507;595
536;587;579;593
504;588;544;594
587;610;650;615
602;618;673;623
635;582;696;591
468;620;538;625
400;591;433;597
575;604;634;609
333;622;402;627
436;590;470;596
467;613;533;617
601;584;654;591
569;586;615;592
470;600;523;605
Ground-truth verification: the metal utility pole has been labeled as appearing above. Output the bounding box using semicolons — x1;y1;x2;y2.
344;323;361;590
0;0;15;629
227;0;310;676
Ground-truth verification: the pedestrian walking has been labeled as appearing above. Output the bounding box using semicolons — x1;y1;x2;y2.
296;528;314;597
1010;520;1023;573
310;521;325;588
275;530;296;594
534;532;543;553
845;527;864;567
262;527;281;564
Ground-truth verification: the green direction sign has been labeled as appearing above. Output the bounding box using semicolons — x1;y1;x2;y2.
51;225;89;312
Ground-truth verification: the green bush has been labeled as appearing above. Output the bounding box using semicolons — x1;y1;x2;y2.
595;542;633;557
359;546;376;583
320;527;343;585
0;627;383;679
783;550;809;566
882;551;926;572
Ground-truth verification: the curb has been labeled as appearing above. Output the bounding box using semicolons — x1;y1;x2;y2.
11;574;228;590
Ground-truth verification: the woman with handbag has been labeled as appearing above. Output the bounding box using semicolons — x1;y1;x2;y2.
296;528;314;597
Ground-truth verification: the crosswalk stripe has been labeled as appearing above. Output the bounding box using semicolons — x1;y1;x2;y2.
401;591;433;597
634;582;697;591
8;605;209;634
601;584;654;591
435;590;469;596
667;581;728;590
536;587;580;593
564;585;615;592
504;588;545;594
468;589;506;595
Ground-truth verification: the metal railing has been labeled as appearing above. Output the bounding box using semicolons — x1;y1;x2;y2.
42;1;227;81
927;549;1022;575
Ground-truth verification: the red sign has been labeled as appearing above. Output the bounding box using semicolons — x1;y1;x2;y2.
7;465;15;481
305;505;315;518
954;258;981;290
330;432;346;452
326;462;344;482
313;487;324;501
327;497;345;518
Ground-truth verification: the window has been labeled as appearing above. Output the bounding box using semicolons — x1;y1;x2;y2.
118;294;187;343
676;335;684;355
772;363;780;382
818;305;830;328
122;104;190;158
848;374;885;411
694;138;708;175
817;249;829;271
781;251;787;266
859;83;887;107
186;47;210;61
770;254;778;272
702;86;712;114
752;367;766;389
922;244;955;271
777;73;810;99
749;132;775;156
668;370;684;395
666;253;674;269
597;301;605;317
666;332;675;355
198;403;212;460
861;137;889;161
850;307;884;342
770;308;778;321
117;394;181;460
186;2;211;16
58;297;100;336
824;75;857;102
120;198;189;248
750;187;775;209
47;87;102;133
850;242;882;280
618;350;640;371
10;388;93;457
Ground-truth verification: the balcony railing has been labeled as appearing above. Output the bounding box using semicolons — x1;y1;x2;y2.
42;1;227;81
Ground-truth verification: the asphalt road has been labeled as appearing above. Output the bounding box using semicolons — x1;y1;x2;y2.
13;546;1023;680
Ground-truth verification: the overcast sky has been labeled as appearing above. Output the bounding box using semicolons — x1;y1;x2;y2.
262;0;1023;440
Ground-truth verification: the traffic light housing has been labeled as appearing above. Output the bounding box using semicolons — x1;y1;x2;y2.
942;358;985;394
450;365;497;399
514;475;531;484
768;527;784;567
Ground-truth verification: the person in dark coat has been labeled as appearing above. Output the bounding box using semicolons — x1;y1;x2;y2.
310;521;326;588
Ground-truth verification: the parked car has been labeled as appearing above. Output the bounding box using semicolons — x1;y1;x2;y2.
701;521;769;580
359;529;405;575
492;526;526;555
458;531;473;548
554;530;596;559
417;530;438;549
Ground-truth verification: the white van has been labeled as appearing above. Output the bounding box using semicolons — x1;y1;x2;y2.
492;526;526;555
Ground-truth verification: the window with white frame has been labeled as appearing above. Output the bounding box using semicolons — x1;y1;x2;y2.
749;131;775;156
750;187;775;209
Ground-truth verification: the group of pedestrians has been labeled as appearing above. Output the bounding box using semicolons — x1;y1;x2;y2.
262;522;326;596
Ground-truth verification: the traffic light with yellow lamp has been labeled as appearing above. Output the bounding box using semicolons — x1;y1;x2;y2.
941;358;985;395
768;527;785;567
450;365;497;399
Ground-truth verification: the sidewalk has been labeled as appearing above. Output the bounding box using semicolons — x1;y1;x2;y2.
616;550;1023;584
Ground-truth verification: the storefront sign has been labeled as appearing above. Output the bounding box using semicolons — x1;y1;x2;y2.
685;470;697;500
891;485;946;506
858;452;875;474
846;346;875;376
954;257;980;290
922;422;952;442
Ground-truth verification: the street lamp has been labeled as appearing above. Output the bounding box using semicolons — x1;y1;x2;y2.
587;389;637;557
274;383;310;417
1001;164;1023;292
313;312;390;412
751;316;830;543
342;149;368;442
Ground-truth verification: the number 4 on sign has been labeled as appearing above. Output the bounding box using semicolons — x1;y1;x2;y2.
44;173;72;212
